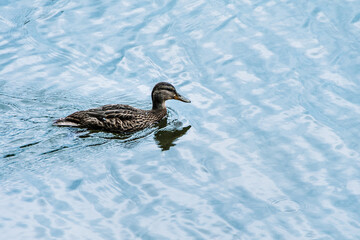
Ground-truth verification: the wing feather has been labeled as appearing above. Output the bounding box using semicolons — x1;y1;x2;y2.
55;104;166;132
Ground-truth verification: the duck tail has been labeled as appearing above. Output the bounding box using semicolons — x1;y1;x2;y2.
53;118;80;127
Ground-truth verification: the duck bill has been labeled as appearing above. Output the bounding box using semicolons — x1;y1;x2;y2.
174;93;191;103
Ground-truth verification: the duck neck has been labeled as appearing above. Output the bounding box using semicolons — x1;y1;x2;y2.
152;100;166;111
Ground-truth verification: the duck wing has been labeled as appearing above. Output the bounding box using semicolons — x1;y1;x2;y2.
55;104;154;132
86;104;141;120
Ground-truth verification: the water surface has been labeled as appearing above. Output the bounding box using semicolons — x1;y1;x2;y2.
1;0;360;239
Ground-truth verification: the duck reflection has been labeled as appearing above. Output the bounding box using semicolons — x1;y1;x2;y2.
154;118;191;151
77;117;191;151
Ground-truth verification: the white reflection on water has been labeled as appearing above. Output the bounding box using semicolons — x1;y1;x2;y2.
1;0;360;239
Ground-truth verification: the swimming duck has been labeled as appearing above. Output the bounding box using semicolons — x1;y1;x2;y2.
54;82;191;132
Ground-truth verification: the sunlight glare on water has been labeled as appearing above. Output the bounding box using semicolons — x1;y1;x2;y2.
1;0;360;239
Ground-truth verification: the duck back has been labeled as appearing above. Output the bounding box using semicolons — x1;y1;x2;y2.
54;104;167;132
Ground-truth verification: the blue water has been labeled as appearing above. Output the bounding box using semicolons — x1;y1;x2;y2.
1;0;360;239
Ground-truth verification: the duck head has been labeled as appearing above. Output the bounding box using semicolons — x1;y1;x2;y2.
152;82;191;110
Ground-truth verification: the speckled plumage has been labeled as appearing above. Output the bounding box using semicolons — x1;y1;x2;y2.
54;82;190;132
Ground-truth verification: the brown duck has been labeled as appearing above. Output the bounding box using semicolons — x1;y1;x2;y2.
54;82;191;132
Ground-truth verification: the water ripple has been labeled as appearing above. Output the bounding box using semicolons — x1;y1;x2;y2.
1;0;360;239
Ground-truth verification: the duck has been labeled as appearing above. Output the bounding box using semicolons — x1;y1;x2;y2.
54;82;191;132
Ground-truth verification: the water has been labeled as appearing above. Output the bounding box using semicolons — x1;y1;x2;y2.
1;0;360;239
